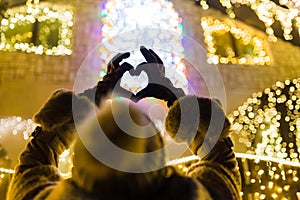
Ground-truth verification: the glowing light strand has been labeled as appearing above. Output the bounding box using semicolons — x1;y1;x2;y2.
0;117;73;177
199;0;300;42
0;116;36;140
228;78;300;163
0;0;73;55
201;17;271;65
100;0;188;92
169;153;300;199
167;153;300;167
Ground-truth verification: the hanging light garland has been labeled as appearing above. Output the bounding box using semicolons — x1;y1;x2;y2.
0;116;36;140
227;78;300;199
0;0;73;55
228;78;300;163
198;0;300;43
169;153;300;199
0;116;72;178
201;17;271;65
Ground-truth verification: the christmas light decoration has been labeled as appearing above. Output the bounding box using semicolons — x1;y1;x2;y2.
0;0;73;55
228;78;300;163
100;0;188;92
201;17;271;65
0;116;36;140
228;78;300;199
0;116;72;178
198;0;300;43
169;153;300;199
0;168;14;174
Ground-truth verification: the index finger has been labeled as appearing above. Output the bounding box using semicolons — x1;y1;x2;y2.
149;49;163;64
112;52;130;66
140;46;157;63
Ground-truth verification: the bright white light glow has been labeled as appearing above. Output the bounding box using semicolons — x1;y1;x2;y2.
100;0;188;93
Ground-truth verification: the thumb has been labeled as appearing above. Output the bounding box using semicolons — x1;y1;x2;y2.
118;62;134;76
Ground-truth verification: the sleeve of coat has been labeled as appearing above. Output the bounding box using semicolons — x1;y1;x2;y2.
6;89;95;200
165;96;242;200
6;127;64;200
187;137;242;200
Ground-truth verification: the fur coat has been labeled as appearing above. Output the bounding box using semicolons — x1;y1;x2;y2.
6;91;241;200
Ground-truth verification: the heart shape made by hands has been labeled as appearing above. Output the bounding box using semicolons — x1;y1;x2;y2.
120;67;149;95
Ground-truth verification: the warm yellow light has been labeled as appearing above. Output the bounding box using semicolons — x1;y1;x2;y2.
235;153;300;167
260;194;266;199
0;168;14;174
201;17;271;66
283;185;290;191
268;181;274;189
271;193;278;198
0;1;73;55
199;0;300;43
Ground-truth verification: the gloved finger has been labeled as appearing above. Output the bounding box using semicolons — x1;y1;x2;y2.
107;61;132;80
140;47;165;77
112;52;130;66
140;46;163;65
131;62;148;75
108;52;130;73
137;62;148;66
149;49;165;76
116;62;134;78
140;46;156;63
149;49;163;64
135;84;166;100
134;63;160;81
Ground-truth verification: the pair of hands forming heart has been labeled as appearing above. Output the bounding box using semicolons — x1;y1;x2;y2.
103;46;185;107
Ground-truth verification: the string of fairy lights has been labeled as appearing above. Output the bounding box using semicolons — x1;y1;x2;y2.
100;0;188;93
228;79;300;163
0;0;73;55
197;0;300;43
170;154;300;199
0;116;72;178
0;116;35;141
227;78;300;199
201;16;271;65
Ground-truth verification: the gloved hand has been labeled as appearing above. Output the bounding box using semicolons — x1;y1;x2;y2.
33;89;95;154
103;52;134;97
80;52;134;107
131;46;185;107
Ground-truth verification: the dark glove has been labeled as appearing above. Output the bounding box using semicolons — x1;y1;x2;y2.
132;46;185;107
80;52;134;107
